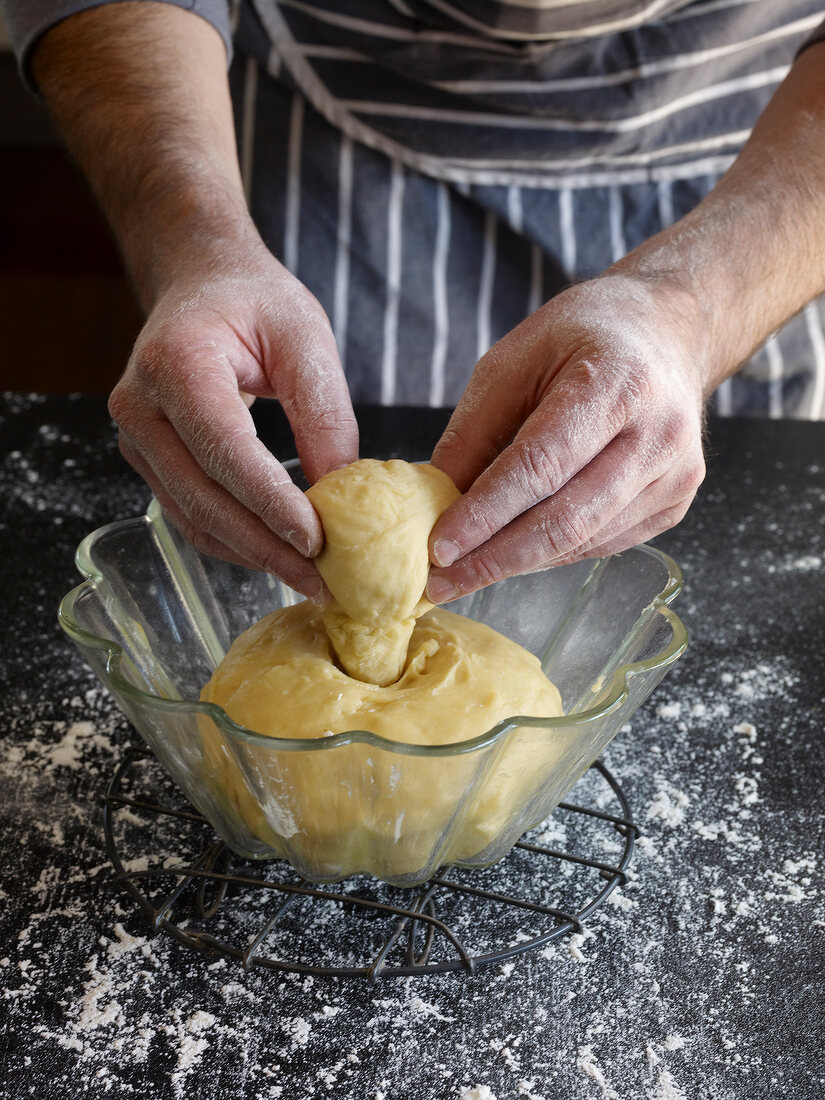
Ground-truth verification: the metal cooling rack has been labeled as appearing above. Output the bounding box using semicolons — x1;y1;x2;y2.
102;747;639;980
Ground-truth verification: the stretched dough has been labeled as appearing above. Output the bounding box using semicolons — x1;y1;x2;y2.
305;459;460;685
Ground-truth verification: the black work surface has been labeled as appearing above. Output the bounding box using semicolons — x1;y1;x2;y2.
0;393;823;1099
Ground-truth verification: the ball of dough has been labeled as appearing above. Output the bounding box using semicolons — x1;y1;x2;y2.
306;459;460;685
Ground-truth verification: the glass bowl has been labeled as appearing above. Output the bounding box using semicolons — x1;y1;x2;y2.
58;492;687;888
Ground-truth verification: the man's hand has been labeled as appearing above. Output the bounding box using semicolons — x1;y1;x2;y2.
427;40;825;603
426;274;706;602
110;243;357;601
31;3;358;597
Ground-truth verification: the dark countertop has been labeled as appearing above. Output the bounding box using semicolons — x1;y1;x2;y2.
0;393;823;1100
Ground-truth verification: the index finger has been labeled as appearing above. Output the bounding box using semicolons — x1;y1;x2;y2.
159;358;327;556
429;359;628;567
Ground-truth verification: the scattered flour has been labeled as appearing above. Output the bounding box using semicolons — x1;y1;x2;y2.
654;1069;687;1100
1;396;821;1100
576;1046;619;1099
646;782;690;828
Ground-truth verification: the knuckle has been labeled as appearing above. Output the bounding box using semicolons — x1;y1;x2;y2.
188;527;217;558
437;422;476;460
302;403;353;443
133;329;198;394
294;284;329;323
673;453;706;498
619;360;659;418
171;514;198;549
115;430;132;462
464;550;507;590
662;498;693;528
558;546;596;566
668;503;689;527
281;286;335;346
197;427;246;483
463;496;501;542
107;383;130;425
132;335;171;386
538;507;592;558
655;406;694;455
570;357;601;391
570;358;628;435
513;437;565;499
477;341;509;379
645;497;695;542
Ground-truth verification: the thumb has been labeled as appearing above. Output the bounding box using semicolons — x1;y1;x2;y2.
268;300;359;484
431;308;561;491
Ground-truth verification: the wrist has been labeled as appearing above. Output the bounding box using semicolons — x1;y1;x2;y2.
591;265;715;404
118;168;263;311
607;45;825;398
611;212;781;400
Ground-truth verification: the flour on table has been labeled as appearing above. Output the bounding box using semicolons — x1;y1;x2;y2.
2;394;822;1100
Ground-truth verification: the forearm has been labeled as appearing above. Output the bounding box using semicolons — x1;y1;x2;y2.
31;1;256;311
611;42;825;396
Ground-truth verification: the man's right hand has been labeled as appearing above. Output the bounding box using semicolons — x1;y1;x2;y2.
109;242;358;601
31;3;357;598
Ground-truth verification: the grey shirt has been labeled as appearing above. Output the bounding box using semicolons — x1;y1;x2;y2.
3;0;823;90
1;0;233;84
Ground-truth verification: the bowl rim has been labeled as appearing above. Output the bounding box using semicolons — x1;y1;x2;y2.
58;500;688;758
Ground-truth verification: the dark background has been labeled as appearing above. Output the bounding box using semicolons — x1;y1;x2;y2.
0;47;141;393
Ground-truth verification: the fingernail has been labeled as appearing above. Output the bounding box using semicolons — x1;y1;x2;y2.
432;538;460;568
286;529;317;558
426;576;460;605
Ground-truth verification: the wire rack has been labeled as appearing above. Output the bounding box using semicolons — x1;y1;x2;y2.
102;747;639;980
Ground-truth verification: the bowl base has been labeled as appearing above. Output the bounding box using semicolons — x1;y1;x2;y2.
102;747;639;980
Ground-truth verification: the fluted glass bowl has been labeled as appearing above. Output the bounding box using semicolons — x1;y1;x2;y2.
59;491;687;888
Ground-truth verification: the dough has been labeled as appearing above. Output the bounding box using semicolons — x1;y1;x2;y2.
305;459;460;685
199;602;563;880
197;457;565;883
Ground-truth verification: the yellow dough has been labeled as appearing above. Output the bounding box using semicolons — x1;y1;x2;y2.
200;602;563;879
305;459;461;685
197;458;565;882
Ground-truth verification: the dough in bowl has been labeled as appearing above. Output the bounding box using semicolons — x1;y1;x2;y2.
198;458;564;882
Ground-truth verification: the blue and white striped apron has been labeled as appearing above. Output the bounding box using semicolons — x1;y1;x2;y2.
228;0;825;417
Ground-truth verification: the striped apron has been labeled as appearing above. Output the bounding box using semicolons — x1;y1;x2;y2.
229;0;825;417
